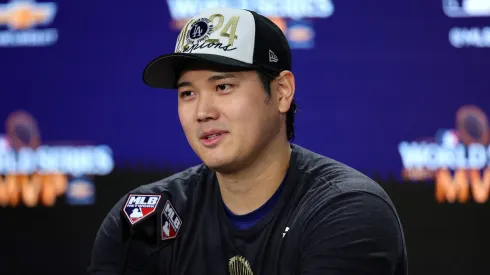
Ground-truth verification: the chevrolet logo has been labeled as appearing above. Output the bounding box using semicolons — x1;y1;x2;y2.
0;0;57;30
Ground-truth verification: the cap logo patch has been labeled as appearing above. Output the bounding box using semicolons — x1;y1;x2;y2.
176;13;241;54
186;18;213;44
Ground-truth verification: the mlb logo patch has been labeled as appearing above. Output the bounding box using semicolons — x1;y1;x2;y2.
161;200;182;240
123;194;161;225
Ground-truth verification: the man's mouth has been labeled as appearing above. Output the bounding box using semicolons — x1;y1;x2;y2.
203;133;221;140
199;131;228;146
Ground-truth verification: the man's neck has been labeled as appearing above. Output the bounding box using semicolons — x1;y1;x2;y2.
216;140;291;215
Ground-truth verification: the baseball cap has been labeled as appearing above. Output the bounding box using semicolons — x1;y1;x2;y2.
142;7;292;89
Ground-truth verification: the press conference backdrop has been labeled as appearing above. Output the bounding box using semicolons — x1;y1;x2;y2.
0;0;489;274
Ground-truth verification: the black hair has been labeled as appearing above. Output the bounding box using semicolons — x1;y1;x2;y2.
256;70;298;142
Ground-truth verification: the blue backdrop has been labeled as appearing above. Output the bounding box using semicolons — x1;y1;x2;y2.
1;0;489;179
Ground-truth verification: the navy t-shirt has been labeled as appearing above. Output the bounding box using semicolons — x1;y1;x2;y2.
223;179;284;230
88;144;408;275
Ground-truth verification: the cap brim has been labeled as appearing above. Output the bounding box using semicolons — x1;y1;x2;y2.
142;53;261;89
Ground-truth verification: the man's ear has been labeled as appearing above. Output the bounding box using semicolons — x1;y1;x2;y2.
275;70;295;114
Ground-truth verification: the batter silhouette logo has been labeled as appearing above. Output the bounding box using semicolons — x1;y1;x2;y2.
123;194;161;225
160;200;181;240
0;110;115;208
398;105;490;204
0;0;58;47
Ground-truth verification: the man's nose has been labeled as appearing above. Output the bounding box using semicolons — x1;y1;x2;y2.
196;92;219;122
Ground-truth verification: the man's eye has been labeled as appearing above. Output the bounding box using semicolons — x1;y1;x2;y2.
216;84;232;91
180;91;194;98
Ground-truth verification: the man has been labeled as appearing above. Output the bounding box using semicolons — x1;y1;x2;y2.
88;7;408;275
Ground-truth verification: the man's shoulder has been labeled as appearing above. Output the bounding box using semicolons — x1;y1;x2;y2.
292;144;393;207
290;145;407;275
106;163;211;219
291;144;406;241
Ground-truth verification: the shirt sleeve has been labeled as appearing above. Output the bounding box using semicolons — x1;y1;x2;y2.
299;191;405;275
87;196;128;275
87;196;159;275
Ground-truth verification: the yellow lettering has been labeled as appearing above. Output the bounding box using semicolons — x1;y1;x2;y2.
435;168;469;203
205;14;239;46
206;14;224;43
22;173;41;207
220;16;239;46
176;19;195;51
6;174;20;207
470;168;490;204
0;176;7;207
0;173;68;208
435;168;490;203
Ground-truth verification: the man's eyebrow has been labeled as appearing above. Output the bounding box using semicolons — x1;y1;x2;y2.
176;73;238;88
207;73;238;82
176;81;192;89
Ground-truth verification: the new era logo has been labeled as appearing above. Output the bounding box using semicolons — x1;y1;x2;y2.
269;49;278;63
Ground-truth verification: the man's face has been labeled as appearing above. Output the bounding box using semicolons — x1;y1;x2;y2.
176;67;282;172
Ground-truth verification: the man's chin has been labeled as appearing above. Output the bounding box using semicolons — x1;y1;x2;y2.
202;159;229;171
197;148;240;172
202;157;238;174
